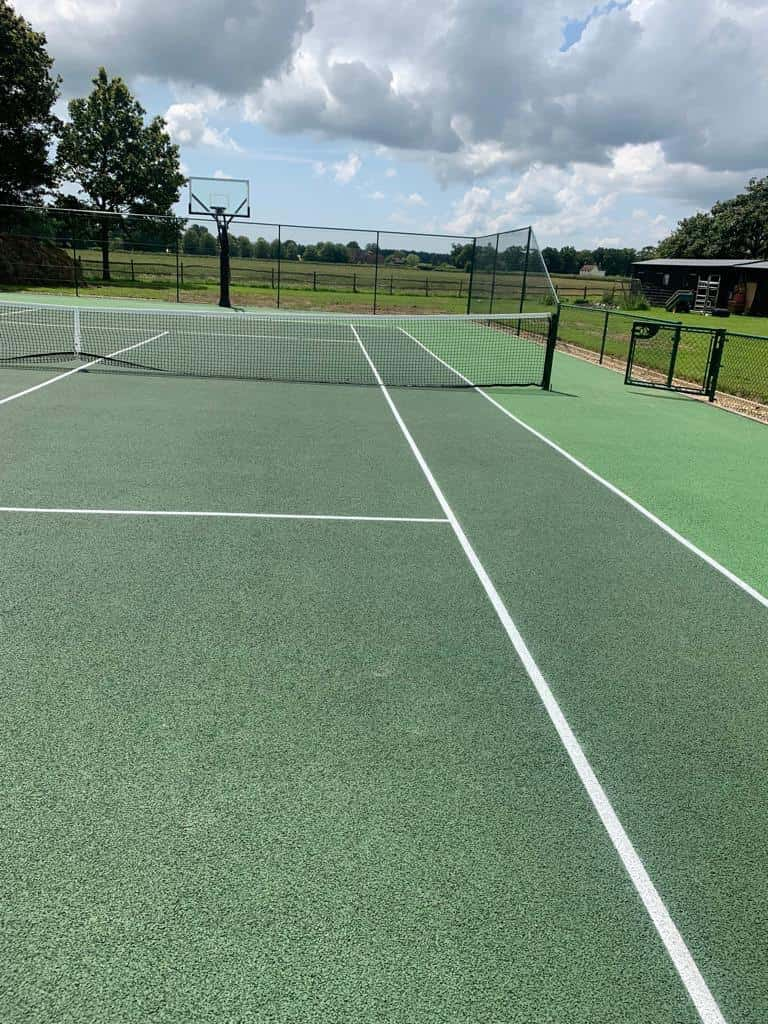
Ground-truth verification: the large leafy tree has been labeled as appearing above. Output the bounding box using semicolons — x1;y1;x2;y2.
656;177;768;259
57;68;185;280
0;1;60;210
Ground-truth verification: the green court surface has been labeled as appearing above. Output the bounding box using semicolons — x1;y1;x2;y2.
1;314;767;1024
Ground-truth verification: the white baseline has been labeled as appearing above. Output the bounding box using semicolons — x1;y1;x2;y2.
354;324;725;1024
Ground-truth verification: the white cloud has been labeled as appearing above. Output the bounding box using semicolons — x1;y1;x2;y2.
443;143;749;246
14;0;313;96
332;152;362;184
368;191;386;200
164;100;241;151
385;168;397;178
402;192;426;206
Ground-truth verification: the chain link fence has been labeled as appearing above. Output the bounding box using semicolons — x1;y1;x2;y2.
0;204;561;315
558;302;768;407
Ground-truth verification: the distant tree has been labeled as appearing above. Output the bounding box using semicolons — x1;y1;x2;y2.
637;245;657;261
231;235;253;258
254;236;270;259
57;68;185;281
556;246;580;275
183;223;216;256
405;252;420;268
541;247;561;274
282;239;298;260
269;237;280;258
450;242;474;269
302;244;319;261
0;1;61;209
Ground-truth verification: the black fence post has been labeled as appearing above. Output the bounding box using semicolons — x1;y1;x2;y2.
519;226;532;315
71;220;79;297
372;231;380;314
708;329;727;401
488;233;500;315
599;308;610;364
175;230;180;302
667;324;682;388
276;226;281;309
465;237;477;315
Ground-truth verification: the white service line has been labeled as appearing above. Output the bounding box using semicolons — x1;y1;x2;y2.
355;324;725;1024
0;505;448;524
397;326;768;611
0;331;170;407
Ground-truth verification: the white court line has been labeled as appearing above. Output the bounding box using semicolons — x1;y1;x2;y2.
354;324;725;1024
0;505;447;524
0;331;170;407
398;326;768;610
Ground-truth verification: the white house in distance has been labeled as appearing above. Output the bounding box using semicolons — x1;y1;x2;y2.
579;263;606;277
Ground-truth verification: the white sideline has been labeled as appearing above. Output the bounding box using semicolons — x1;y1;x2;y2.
355;324;725;1024
0;506;447;524
398;326;768;610
0;331;170;407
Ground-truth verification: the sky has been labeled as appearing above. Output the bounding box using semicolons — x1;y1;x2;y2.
13;0;768;250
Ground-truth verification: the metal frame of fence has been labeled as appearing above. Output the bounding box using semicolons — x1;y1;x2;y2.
558;301;768;409
0;203;562;314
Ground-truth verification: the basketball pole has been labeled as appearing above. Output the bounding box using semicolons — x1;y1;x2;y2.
213;207;232;308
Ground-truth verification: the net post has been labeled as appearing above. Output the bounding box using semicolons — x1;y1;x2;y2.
542;309;558;390
466;237;477;314
73;308;81;357
372;230;380;315
276;226;282;309
519;226;532;314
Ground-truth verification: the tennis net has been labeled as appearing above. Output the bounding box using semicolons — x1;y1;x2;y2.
0;302;556;388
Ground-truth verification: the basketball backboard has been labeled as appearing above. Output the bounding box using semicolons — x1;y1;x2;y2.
188;177;250;219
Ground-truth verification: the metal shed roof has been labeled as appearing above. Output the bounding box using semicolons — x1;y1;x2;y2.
632;258;761;268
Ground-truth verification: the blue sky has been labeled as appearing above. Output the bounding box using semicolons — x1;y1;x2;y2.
16;0;768;251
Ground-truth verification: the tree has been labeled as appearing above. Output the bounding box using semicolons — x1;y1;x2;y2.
0;1;61;210
254;237;270;259
183;223;216;256
282;239;298;260
57;68;185;280
451;242;474;270
405;252;420;268
655;212;717;258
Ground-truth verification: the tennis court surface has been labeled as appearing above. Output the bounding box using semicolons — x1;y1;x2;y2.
1;301;766;1024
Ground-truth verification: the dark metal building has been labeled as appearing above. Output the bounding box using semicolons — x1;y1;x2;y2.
632;258;768;314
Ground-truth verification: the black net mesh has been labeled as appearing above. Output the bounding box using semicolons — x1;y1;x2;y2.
0;300;553;388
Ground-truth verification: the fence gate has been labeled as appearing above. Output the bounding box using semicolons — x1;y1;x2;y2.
624;321;725;401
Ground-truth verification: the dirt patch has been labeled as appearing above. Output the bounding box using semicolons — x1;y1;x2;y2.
0;235;80;286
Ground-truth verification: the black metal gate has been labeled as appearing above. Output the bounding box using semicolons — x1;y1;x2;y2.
624;321;725;401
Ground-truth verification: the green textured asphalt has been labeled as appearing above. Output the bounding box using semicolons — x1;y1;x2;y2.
0;370;438;517
496;349;768;596
394;385;768;1023
0;516;701;1024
